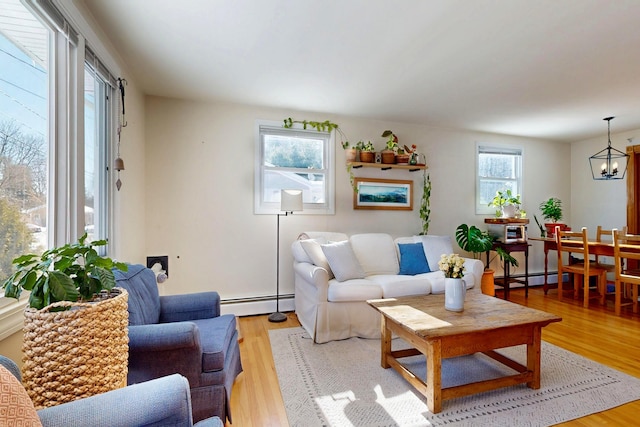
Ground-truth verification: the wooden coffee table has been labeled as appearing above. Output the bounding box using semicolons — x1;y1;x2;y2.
367;293;561;413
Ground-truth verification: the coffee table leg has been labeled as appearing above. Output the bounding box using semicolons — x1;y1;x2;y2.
527;327;542;389
426;340;442;413
380;317;391;369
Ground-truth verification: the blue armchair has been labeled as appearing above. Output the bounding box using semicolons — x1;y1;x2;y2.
0;355;222;427
114;264;242;424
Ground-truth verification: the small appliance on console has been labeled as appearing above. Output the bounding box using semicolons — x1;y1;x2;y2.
485;218;528;243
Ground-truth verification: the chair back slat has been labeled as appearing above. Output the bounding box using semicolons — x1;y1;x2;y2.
614;230;640;281
556;227;589;259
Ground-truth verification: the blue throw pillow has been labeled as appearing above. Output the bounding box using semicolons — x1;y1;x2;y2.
398;243;431;275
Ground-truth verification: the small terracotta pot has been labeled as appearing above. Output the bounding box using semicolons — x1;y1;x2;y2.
381;150;396;164
359;151;375;163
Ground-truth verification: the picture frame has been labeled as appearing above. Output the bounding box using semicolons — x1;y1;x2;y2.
353;178;413;210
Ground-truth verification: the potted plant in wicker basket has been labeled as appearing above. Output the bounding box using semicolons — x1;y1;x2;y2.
1;233;129;408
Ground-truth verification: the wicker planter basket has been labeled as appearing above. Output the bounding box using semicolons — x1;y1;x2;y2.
22;288;129;409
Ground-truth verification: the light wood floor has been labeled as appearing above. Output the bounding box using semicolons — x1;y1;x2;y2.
228;287;640;426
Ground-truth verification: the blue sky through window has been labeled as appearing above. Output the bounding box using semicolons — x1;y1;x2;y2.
0;33;47;138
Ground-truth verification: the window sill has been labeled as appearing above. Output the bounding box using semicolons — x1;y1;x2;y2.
0;298;26;341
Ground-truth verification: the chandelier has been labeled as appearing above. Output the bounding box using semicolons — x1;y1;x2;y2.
589;116;629;180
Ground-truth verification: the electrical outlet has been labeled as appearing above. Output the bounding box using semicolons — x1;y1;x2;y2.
146;255;168;277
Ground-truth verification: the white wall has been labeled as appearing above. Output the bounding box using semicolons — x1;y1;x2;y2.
111;79;147;264
144;96;570;313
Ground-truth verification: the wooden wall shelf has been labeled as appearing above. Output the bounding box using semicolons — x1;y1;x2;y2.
348;162;427;172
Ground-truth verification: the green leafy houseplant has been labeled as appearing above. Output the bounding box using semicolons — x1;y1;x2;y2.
355;140;375;151
455;224;518;269
488;189;521;217
455;224;493;261
539;197;562;222
1;233;127;310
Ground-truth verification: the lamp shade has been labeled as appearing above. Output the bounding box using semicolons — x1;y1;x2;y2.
281;189;303;212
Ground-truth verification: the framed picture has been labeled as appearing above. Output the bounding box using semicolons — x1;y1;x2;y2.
353;178;413;210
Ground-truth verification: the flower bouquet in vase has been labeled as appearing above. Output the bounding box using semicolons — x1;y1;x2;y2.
438;253;466;312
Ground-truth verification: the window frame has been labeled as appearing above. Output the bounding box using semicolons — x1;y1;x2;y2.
0;0;119;338
476;142;524;215
254;120;335;215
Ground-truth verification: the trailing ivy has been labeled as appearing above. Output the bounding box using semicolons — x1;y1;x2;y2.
420;169;431;235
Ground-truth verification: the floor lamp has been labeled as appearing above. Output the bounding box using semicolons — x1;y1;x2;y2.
269;189;303;323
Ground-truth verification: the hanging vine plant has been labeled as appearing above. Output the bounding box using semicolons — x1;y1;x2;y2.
419;162;431;235
282;118;357;191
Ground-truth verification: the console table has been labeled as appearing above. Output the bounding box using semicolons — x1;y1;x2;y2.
486;241;529;300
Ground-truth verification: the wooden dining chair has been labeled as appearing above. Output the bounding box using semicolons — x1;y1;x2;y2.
556;227;607;308
595;226;627;304
613;229;640;315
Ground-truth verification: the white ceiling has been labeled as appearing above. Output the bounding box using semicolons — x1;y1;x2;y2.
81;0;640;143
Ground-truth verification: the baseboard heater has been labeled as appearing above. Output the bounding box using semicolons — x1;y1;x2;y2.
220;294;295;317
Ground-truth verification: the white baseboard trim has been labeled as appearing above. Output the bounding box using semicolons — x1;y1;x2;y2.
220;296;295;317
221;274;565;316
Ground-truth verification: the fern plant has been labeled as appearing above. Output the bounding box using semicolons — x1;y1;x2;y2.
1;233;127;310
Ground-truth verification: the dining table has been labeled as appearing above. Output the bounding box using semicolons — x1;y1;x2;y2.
530;234;640;318
528;236;616;295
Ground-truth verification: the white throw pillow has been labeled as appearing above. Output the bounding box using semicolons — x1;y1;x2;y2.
321;240;366;282
350;233;399;275
300;238;334;279
420;235;454;271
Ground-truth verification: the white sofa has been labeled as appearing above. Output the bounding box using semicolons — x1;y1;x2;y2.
291;232;484;343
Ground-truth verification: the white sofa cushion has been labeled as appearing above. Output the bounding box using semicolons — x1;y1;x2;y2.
368;274;432;298
350;233;399;275
300;238;334;279
321;240;366;282
419;235;455;271
327;279;383;302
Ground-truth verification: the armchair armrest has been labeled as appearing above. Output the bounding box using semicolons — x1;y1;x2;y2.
294;261;330;302
160;291;220;322
128;323;201;352
463;257;484;289
38;374;195;427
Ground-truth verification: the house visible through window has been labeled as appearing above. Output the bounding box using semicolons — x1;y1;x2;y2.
255;121;335;214
476;144;523;215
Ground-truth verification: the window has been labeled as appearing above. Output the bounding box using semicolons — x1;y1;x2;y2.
476;143;523;215
255;121;335;214
0;0;118;337
84;50;115;245
0;0;50;284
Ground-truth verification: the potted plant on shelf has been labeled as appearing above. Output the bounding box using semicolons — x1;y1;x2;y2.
381;130;398;164
1;234;129;408
539;197;569;237
342;140;357;162
488;189;521;218
356;140;376;163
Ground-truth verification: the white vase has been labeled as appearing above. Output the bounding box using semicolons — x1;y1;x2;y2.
445;278;466;312
502;205;517;218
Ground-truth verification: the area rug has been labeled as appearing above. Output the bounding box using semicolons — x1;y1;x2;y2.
270;327;640;427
